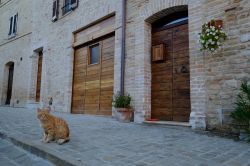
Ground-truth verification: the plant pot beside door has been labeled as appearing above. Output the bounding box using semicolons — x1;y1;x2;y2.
113;92;133;123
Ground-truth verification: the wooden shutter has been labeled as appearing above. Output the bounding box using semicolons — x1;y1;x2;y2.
52;0;59;21
70;0;78;9
13;14;18;34
152;44;165;62
8;17;13;35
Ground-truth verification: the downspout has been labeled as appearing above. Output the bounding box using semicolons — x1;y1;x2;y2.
120;0;126;95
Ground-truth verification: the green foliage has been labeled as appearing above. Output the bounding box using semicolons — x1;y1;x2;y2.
112;92;132;108
199;20;227;53
231;81;250;141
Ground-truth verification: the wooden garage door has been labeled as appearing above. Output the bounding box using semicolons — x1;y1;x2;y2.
72;35;114;115
151;23;190;122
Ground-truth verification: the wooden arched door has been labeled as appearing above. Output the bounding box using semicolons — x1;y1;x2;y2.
151;11;191;122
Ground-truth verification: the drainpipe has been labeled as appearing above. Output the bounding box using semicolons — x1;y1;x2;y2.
120;0;126;95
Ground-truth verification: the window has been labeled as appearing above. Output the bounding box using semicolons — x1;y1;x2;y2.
52;0;78;21
89;44;100;65
61;0;78;16
62;0;71;15
8;13;18;37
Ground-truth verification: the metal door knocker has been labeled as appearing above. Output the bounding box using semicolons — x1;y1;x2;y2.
180;64;188;73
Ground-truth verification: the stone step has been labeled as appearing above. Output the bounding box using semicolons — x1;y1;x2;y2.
144;120;191;127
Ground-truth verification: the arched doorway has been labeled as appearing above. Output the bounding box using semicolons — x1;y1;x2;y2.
5;62;14;105
151;10;190;122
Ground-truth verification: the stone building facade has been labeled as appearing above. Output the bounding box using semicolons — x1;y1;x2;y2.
0;0;32;107
0;0;249;130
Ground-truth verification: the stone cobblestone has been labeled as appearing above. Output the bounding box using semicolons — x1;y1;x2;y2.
0;138;54;166
0;107;249;166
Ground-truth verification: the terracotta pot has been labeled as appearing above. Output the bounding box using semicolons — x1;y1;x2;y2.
115;108;132;123
208;20;223;28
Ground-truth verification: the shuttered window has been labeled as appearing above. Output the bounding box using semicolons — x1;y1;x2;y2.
13;14;18;34
52;0;59;21
8;17;13;36
8;13;18;37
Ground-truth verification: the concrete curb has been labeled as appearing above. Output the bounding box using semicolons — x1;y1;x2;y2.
0;132;82;166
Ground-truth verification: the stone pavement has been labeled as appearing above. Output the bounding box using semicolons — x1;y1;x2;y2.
0;138;54;166
0;107;249;166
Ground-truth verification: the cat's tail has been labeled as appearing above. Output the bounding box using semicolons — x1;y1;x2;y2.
57;137;70;145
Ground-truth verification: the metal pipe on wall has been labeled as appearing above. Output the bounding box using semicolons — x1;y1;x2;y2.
120;0;126;95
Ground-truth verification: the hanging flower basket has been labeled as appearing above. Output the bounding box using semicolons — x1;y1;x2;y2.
198;19;227;53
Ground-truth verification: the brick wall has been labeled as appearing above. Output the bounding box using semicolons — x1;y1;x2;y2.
202;0;250;130
30;0;123;113
0;0;249;130
125;0;250;129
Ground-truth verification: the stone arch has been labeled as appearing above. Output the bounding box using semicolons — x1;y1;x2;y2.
2;61;15;105
133;1;194;123
145;5;188;23
139;0;188;21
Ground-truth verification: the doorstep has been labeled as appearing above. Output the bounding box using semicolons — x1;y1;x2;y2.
144;120;191;127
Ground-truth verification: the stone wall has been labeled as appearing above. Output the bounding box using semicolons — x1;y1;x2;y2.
0;0;32;107
124;0;250;129
202;0;250;130
30;0;123;113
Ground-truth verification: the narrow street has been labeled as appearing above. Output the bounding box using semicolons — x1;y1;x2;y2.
0;107;250;166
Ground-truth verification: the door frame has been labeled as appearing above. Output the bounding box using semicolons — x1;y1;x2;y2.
3;62;15;106
151;18;190;122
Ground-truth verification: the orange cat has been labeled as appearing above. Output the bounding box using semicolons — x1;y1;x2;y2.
37;108;70;145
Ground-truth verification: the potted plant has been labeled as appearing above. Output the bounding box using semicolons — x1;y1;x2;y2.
198;19;227;53
231;81;250;141
113;92;133;122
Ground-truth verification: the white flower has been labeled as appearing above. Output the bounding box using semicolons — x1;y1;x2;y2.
215;36;219;39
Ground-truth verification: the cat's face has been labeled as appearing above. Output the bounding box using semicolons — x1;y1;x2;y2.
37;108;50;121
